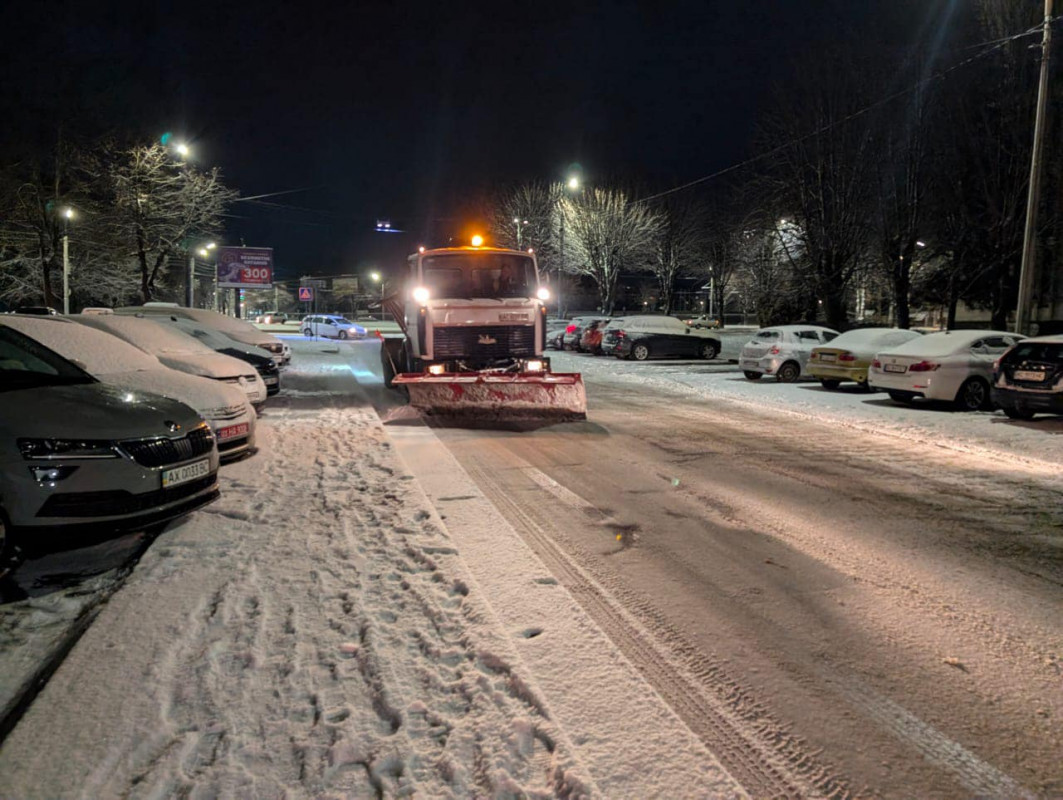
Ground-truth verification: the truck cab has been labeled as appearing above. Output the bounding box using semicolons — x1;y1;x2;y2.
402;245;550;372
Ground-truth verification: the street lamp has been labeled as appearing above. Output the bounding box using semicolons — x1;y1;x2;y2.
369;271;385;317
61;207;74;314
189;242;218;308
175;142;190;159
513;217;529;248
557;175;581;318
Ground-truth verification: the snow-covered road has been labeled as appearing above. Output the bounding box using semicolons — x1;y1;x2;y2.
0;343;743;799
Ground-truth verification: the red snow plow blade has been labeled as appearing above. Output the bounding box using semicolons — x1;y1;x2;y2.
393;372;587;420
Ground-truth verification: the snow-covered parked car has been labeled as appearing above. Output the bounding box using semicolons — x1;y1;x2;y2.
74;314;268;407
808;327;923;390
992;335;1063;420
4;316;256;462
143;315;281;397
607;315;721;361
300;315;367;339
117;304;290;366
869;329;1023;411
0;324;219;562
740;325;839;381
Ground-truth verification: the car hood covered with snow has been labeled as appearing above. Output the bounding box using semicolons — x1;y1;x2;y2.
0;382;205;442
155;350;259;380
99;369;250;418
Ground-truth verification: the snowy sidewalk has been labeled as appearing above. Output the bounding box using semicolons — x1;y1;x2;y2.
0;349;745;799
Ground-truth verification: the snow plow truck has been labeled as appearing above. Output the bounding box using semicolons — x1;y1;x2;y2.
379;239;587;419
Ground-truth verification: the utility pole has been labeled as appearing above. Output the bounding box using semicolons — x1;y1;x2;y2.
187;255;195;307
558;215;565;318
1015;0;1054;336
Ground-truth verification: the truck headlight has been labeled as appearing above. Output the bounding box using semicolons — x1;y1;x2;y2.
536;287;551;300
412;286;430;303
525;360;545;373
19;438;118;460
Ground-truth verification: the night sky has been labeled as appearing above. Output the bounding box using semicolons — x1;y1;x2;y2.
1;1;949;282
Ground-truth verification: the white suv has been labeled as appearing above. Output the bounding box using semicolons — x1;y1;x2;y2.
301;315;367;340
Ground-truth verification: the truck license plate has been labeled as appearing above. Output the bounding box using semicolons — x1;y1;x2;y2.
217;423;249;441
162;459;211;488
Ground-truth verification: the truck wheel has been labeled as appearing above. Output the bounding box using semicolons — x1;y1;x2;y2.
380;338;407;389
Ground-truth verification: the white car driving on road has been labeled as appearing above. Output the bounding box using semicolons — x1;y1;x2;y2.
301;315;368;339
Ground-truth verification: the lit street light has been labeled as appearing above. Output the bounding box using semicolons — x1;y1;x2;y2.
175;142;190;158
369;270;385;314
513;217;529;248
189;241;218;308
557;174;581;318
61;207;75;314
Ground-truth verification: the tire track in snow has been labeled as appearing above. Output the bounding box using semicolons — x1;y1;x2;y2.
463;456;843;800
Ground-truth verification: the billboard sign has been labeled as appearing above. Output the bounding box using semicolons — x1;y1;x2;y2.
217;247;273;289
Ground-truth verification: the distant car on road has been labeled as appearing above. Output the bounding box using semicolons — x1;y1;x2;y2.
740;325;839;382
606;315;721;361
869;329;1023;411
808;328;922;390
255;311;289;324
301;315;367;339
13;306;58;316
4;315;256;461
680;313;719;329
0;324;220;565
991;335;1063;420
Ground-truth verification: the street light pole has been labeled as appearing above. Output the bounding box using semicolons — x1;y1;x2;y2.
187;255;195;307
1015;0;1054;336
61;207;73;314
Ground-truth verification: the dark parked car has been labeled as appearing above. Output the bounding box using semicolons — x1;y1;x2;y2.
604;315;721;361
992;335;1063;419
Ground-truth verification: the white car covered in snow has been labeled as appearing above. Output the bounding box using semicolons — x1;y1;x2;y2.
740;325;839;382
868;329;1024;411
118;304;291;366
4;315;256;462
74;314;268;407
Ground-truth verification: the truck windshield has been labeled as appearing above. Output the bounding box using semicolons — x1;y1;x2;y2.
422;254;536;299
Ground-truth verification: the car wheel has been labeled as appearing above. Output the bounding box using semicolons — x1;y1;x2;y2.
955;377;990;411
775;361;801;383
1002;405;1035;420
339;330;348;340
743;371;761;381
888;390;915;405
0;509;22;579
303;328;313;337
820;379;841;390
632;343;650;361
700;340;719;360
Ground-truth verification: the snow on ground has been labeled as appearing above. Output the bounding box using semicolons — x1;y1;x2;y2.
555;349;1063;469
0;343;744;799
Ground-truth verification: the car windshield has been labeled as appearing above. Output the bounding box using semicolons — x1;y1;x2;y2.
422;253;537;299
0;326;95;391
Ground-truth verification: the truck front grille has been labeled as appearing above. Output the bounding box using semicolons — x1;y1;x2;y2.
432;326;536;359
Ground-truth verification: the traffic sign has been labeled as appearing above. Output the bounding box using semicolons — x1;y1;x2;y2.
298;287;314;302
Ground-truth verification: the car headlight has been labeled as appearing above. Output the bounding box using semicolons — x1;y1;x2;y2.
19;438;118;460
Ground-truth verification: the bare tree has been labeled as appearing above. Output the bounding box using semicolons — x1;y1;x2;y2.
732;222;804;327
106;143;236;302
560;187;662;314
650;196;708;315
487;181;562;270
760;51;876;330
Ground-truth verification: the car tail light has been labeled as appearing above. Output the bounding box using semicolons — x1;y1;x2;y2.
769;346;781;355
871;358;881;369
838;352;856;362
907;360;940;372
616;330;626;339
566;324;577;334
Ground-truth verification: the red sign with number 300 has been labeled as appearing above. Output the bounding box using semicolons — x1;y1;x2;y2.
217;247;273;289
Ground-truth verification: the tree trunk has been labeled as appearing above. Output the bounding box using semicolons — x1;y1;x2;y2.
823;291;847;331
892;265;911;329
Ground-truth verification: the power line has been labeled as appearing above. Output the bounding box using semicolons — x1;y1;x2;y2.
635;19;1051;205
